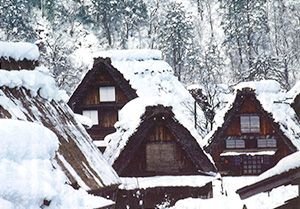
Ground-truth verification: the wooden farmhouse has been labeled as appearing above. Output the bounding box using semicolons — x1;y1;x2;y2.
68;56;137;147
0;42;121;208
68;49;209;150
204;80;300;176
236;151;300;209
68;49;217;208
104;101;217;208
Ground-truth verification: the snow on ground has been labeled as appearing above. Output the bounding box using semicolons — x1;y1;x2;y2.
119;175;217;190
0;119;114;209
0;41;39;61
165;176;298;209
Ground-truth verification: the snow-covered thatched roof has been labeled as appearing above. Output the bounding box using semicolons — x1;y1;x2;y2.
71;49;208;138
104;98;216;175
86;50;215;174
0;42;120;192
0;41;39;61
0;119;114;208
204;80;300;150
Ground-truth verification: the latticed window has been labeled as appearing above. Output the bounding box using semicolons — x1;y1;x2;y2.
242;156;269;175
240;115;260;133
257;139;277;148
226;139;245;148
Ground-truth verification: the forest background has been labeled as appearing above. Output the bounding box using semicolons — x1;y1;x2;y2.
1;0;300;107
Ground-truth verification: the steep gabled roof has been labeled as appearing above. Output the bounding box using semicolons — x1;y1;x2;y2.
205;80;300;153
68;57;137;109
0;67;120;192
69;49;208;137
236;151;300;200
104;98;217;175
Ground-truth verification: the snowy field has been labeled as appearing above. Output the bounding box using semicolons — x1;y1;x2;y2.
164;176;298;209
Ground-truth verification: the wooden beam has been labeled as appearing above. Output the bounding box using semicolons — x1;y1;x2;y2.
237;168;300;200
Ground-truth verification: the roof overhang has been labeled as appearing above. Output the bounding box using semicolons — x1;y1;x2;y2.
236;167;300;200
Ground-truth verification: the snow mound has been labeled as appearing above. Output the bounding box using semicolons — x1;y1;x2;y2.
0;66;60;100
0;119;113;209
0;41;39;61
0;119;58;162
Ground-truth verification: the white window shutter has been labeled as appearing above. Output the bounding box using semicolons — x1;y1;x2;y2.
241;116;250;133
100;86;116;102
82;110;98;125
250;116;260;133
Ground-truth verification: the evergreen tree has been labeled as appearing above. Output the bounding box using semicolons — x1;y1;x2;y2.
0;0;36;41
157;2;194;81
120;0;148;48
90;0;125;47
220;0;269;82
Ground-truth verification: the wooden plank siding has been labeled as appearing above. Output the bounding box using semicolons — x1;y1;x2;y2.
206;90;297;176
120;123;199;176
74;67;131;142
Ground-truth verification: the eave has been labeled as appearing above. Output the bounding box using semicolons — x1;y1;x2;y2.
236;167;300;200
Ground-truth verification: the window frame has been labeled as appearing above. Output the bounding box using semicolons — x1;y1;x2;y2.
146;142;179;172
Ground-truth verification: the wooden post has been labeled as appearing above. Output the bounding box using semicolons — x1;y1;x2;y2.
194;101;197;129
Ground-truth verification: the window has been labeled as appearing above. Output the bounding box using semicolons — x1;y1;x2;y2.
241;115;260;133
257;139;277;148
99;86;115;102
82;110;98;125
226;140;245;148
242;156;263;174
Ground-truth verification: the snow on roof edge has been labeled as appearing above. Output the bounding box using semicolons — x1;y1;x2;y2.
0;66;61;101
0;41;39;61
95;49;162;61
204;80;300;149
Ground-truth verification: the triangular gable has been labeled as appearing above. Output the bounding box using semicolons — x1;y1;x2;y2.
68;57;137;110
111;105;216;176
205;88;298;154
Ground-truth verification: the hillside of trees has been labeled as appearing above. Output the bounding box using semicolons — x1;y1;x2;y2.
1;0;300;99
